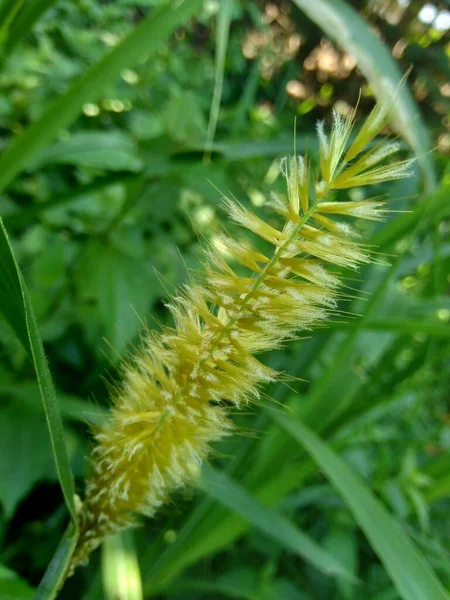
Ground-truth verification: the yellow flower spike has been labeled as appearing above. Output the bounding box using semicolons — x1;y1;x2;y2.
67;94;414;577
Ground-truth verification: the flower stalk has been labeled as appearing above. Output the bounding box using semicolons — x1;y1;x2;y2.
68;99;413;575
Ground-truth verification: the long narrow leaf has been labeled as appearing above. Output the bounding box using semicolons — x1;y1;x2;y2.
0;219;77;525
199;464;356;583
102;531;143;600
3;0;59;55
0;0;202;194
270;409;450;600
0;0;22;45
143;461;321;596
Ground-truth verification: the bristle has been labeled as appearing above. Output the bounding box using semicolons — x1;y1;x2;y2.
68;95;413;574
316;120;329;155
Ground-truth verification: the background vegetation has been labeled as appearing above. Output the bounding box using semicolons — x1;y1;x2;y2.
0;0;448;598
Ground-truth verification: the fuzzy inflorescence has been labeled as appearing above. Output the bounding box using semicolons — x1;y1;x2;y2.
69;100;413;573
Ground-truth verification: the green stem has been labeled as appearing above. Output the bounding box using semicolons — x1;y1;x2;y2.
34;522;79;600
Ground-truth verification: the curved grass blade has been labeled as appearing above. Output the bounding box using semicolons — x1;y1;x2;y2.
142;461;320;596
0;0;23;46
0;219;77;526
199;464;357;583
292;0;436;193
270;410;450;600
0;0;202;194
3;0;59;56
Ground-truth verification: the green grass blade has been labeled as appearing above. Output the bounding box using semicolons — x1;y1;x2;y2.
167;572;303;600
292;0;436;193
204;0;232;159
34;523;78;600
0;0;202;194
199;464;357;583
102;531;143;600
298;256;403;433
372;182;450;249
0;219;77;525
0;220;29;349
3;0;59;55
270;410;450;600
143;461;321;596
0;0;22;45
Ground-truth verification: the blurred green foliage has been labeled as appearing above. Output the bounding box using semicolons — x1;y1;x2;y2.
0;0;449;598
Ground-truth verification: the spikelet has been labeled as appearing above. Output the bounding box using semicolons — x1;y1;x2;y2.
68;97;413;574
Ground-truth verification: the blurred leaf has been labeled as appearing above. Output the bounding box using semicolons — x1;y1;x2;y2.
334;318;450;337
215;136;313;160
32;131;143;172
169;569;309;600
102;531;143;600
129;110;164;141
0;0;22;45
0;220;77;525
0;565;34;600
0;382;108;425
142;463;317;594
199;464;357;583
75;240;158;357
164;91;207;145
2;174;136;228
270;410;450;600
28;238;74;307
325;528;359;600
0;404;55;518
292;0;436;193
425;471;450;505
0;0;203;193
372;183;450;249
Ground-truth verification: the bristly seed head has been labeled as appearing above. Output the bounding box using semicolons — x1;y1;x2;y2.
69;90;414;575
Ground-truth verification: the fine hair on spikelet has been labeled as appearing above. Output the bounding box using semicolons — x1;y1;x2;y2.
67;96;414;575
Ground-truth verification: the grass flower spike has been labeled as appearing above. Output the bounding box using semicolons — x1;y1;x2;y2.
69;98;413;574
